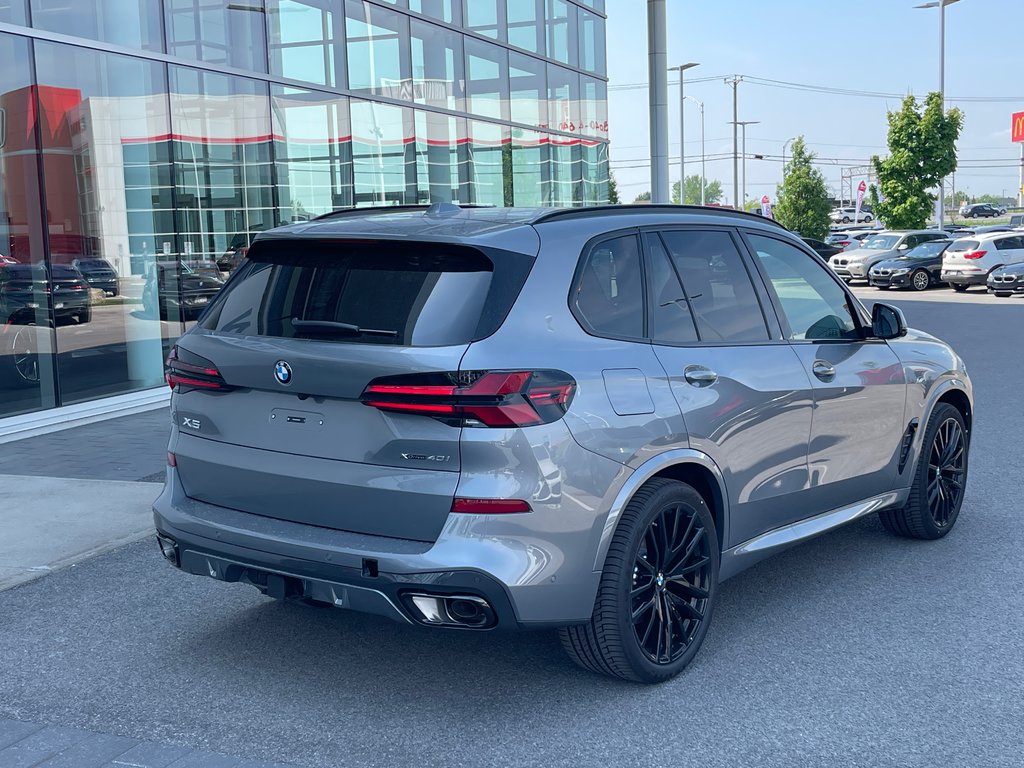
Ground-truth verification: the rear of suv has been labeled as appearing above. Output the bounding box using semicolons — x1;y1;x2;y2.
942;232;1024;291
154;204;973;683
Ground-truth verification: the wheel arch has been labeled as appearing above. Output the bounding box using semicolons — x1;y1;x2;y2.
935;387;972;438
593;450;729;572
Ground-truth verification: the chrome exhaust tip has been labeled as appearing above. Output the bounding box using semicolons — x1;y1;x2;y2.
404;593;496;629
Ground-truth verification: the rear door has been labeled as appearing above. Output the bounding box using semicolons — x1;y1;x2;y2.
743;232;907;510
168;237;532;542
644;228;815;547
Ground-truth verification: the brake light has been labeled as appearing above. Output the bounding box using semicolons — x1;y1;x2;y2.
962;250;987;260
361;370;576;427
451;498;532;514
165;345;232;392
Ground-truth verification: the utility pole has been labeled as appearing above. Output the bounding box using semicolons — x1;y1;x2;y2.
670;63;699;203
725;76;742;208
730;120;759;210
685;96;707;205
647;0;669;203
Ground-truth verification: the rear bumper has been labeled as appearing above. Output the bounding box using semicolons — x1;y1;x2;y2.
942;271;987;286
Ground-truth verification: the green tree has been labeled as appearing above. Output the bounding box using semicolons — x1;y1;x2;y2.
869;92;963;229
671;175;724;205
607;171;620;204
774;136;831;239
633;190;652;203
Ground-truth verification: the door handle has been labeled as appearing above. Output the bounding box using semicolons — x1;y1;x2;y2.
683;366;718;387
812;360;836;382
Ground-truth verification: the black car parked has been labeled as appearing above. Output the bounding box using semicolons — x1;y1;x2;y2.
987;263;1024;297
959;203;1001;219
801;237;844;259
868;239;951;291
0;262;92;325
73;258;119;296
143;261;225;320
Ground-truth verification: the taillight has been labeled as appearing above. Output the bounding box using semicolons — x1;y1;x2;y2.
962;250;987;260
451;498;532;514
361;370;576;428
165;345;232;392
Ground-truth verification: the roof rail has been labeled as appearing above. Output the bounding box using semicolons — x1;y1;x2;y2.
530;204;790;230
310;203;495;222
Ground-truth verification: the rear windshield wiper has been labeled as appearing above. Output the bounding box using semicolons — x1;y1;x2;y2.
290;319;398;338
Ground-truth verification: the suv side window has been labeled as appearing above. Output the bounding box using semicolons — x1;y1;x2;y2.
573;234;645;339
747;234;861;341
659;230;770;343
644;233;699;343
994;236;1021;250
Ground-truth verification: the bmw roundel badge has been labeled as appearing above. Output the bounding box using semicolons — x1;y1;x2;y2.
274;360;292;385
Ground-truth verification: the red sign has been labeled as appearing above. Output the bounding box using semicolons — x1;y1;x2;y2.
761;195;770;204
858;180;867;193
1012;111;1024;143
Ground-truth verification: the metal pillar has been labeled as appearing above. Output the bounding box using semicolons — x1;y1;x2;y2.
647;0;669;203
726;77;741;208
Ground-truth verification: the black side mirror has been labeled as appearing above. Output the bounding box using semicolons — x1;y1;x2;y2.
872;303;907;340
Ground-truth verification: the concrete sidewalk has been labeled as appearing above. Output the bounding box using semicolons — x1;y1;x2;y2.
0;475;161;590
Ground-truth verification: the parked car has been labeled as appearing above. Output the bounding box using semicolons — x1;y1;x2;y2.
868;239;951;291
828;230;947;283
142;261;225;319
72;258;119;296
830;206;873;224
959;203;1001;219
1009;214;1024;228
825;231;873;251
153;204;974;684
216;232;260;275
942;232;1024;292
0;262;91;326
987;262;1024;296
801;237;844;259
967;224;1013;236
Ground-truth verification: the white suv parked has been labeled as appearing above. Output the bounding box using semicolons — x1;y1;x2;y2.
942;232;1024;291
830;207;873;224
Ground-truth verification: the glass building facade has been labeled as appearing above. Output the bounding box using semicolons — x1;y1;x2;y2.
0;0;608;422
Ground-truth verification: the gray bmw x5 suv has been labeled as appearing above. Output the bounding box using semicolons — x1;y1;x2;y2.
153;204;973;683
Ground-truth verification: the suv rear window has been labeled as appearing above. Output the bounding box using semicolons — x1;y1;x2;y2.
200;238;532;347
947;240;979;252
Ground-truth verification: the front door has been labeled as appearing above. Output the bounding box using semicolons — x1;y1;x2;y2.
743;232;907;511
643;228;815;548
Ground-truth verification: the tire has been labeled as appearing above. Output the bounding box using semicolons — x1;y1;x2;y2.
842;216;851;223
994;292;1011;298
876;285;889;290
952;283;967;293
76;306;92;324
864;214;873;222
910;269;931;292
559;478;719;683
2;323;41;388
879;403;968;540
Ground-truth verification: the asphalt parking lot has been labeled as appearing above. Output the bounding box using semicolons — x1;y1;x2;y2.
0;285;1021;767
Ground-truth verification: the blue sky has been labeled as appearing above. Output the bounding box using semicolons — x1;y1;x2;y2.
605;0;1024;204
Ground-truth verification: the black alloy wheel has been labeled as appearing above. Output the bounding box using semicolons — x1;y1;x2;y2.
630;501;713;665
13;323;40;384
927;416;967;528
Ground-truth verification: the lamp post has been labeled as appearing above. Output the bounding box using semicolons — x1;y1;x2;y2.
782;137;796;177
684;95;706;205
914;0;962;231
647;0;669;203
669;62;699;203
730;120;760;209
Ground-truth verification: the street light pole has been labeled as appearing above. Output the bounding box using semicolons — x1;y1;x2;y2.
915;0;962;231
647;0;669;203
782;137;795;177
669;62;699;204
730;120;759;209
726;77;742;208
685;96;706;205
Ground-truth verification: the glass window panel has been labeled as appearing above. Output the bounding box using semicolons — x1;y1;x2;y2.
414;111;467;204
345;1;411;95
506;0;542;53
660;230;770;343
574;235;644;339
545;0;577;66
409;0;459;24
166;0;268;73
31;0;164;52
410;19;464;112
465;38;508;122
33;41;179;407
510;129;543;207
578;8;605;75
272;85;353;219
509;52;545;129
547;64;579;133
0;33;57;417
580;76;607;139
268;0;345;87
351;99;416;206
170;66;275;274
645;234;699;344
545;137;580;205
463;0;503;40
580;140;608;204
466;120;509;207
0;0;26;23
